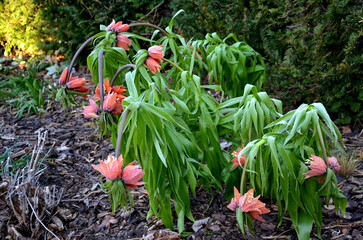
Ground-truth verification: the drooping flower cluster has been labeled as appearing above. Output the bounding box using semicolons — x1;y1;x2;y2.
82;78;126;118
145;45;164;74
59;68;89;96
228;187;270;222
231;145;245;168
106;20;132;51
304;154;341;183
92;154;144;188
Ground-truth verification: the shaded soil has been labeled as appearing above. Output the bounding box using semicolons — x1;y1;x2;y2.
1;73;363;240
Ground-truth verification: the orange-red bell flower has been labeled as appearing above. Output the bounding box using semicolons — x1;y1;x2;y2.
65;75;89;95
93;78;126;115
231;145;245;168
145;57;161;74
106;20;129;33
111;98;124;115
59;68;89;96
59;68;68;85
66;76;86;89
94;78;126;101
92;155;123;180
116;34;132;51
83;99;100;118
111;85;126;96
148;45;164;61
114;22;129;33
304;154;327;182
228;187;270;222
328;156;341;172
122;161;145;188
92;154;144;187
106;20;131;50
145;45;164;74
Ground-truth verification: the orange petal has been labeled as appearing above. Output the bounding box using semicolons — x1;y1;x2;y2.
145;57;161;74
103;94;117;112
104;78;111;94
116;35;131;51
233;186;241;201
59;68;68;85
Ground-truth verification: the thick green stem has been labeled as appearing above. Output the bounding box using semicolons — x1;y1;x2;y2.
129;23;168;36
316;121;329;165
162;58;184;72
115;108;131;159
240;122;253;194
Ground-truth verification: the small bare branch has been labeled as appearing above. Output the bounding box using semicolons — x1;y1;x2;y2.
25;195;60;240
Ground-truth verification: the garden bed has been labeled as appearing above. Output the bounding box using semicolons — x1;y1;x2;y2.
0;83;362;239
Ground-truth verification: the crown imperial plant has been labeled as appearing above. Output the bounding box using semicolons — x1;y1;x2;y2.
56;11;347;238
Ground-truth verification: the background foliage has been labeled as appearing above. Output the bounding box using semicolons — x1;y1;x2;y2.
170;0;363;125
0;0;362;124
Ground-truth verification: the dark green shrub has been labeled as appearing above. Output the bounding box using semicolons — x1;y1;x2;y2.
170;0;363;125
34;0;168;61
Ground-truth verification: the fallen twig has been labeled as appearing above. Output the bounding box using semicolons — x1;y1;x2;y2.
323;220;363;229
25;195;60;240
331;233;347;240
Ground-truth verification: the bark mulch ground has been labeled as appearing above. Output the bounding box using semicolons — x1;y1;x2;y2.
0;74;362;240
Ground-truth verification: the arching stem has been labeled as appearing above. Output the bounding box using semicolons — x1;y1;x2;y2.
162;58;184;72
110;64;136;87
98;50;105;110
240;121;253;194
129;23;168;36
115;108;131;159
65;36;94;83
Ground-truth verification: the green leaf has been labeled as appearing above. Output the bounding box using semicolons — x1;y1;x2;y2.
130;33;154;42
187;162;197;196
172;94;191;113
177;209;185;233
296;212;314;240
167;9;184;33
318;168;333;192
100;25;106;31
139;65;153;84
125;71;138;100
141;103;190;133
154;138;167;168
236;208;245;235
